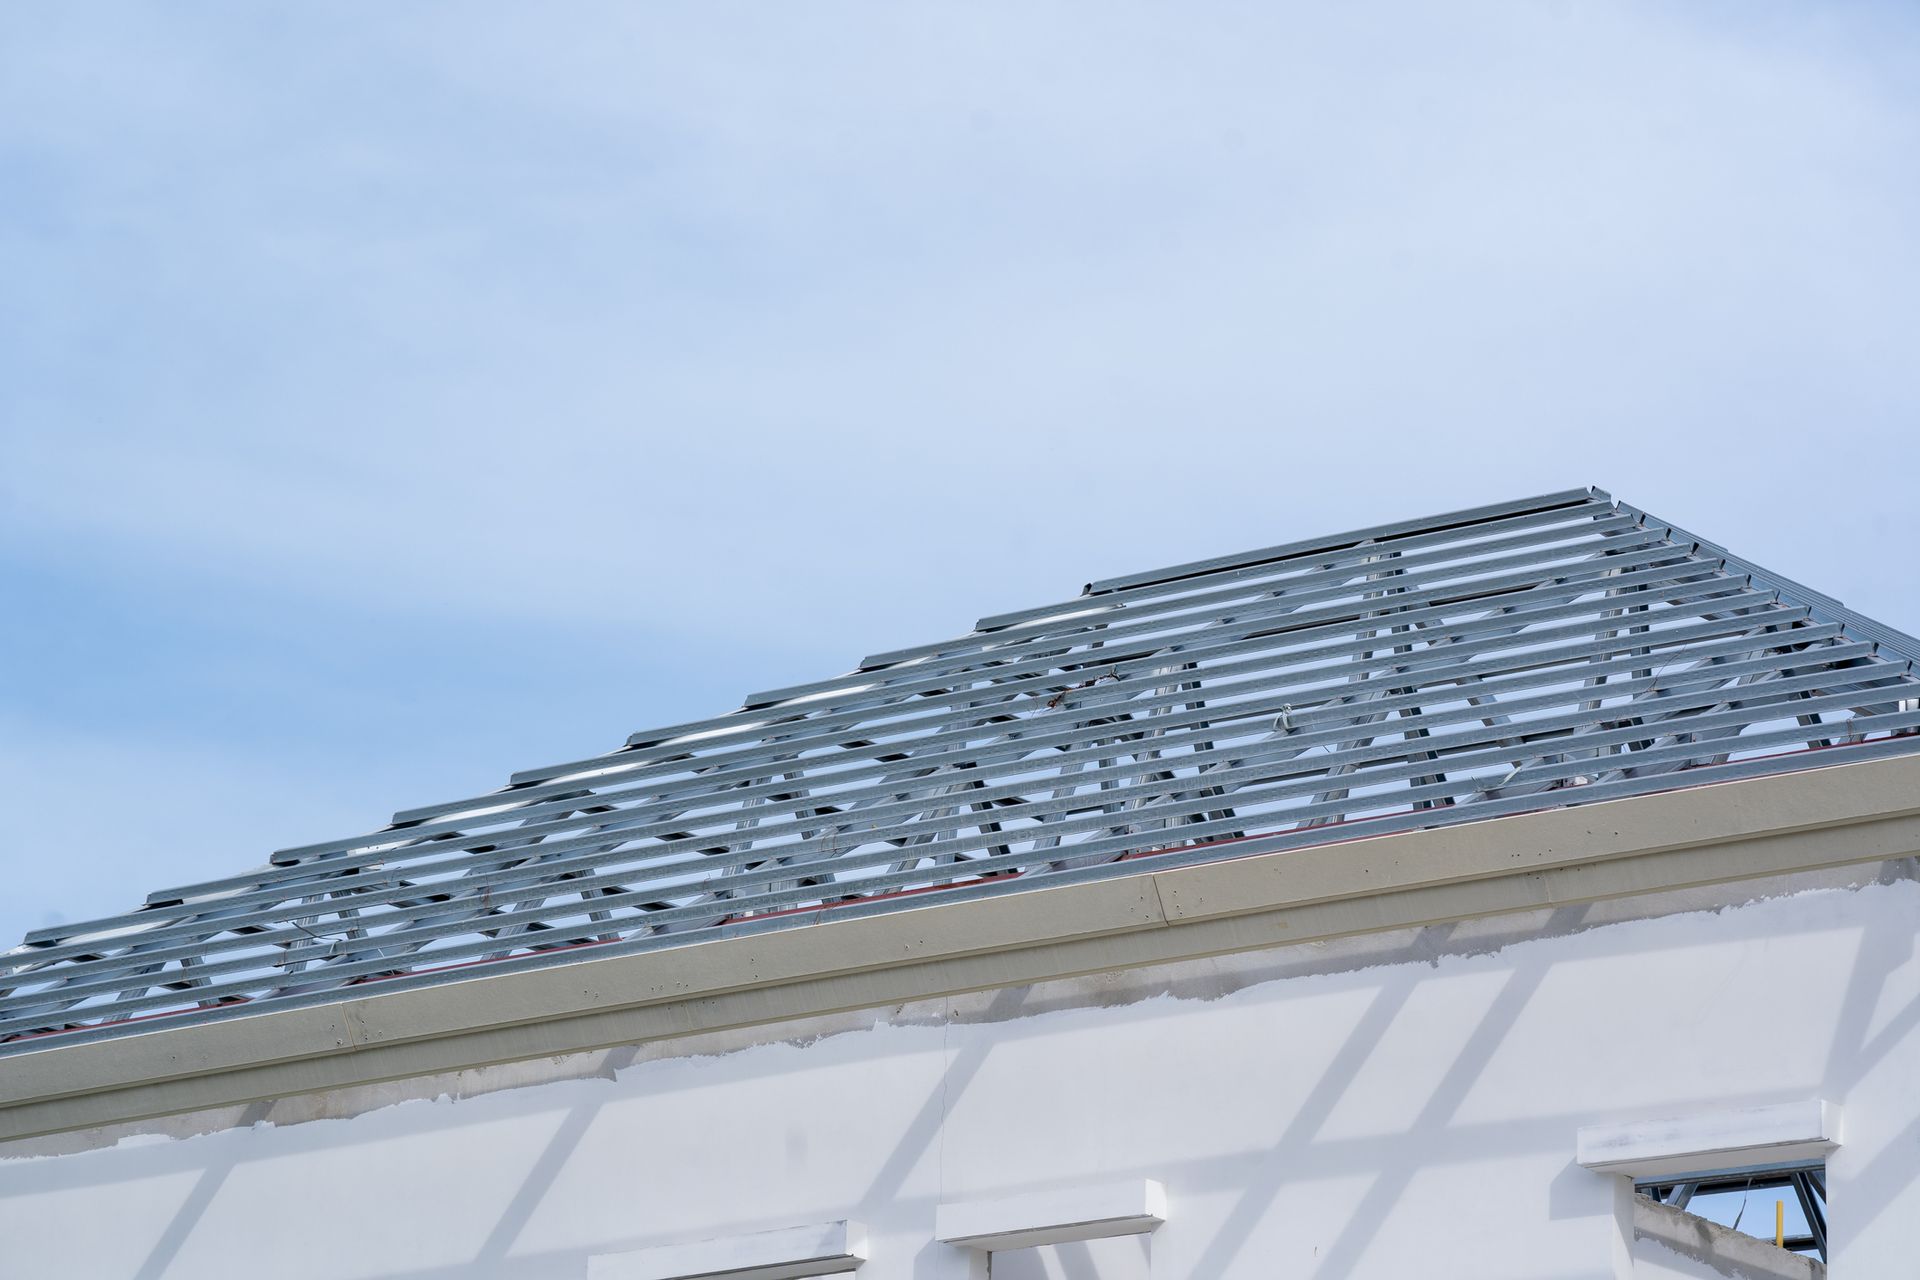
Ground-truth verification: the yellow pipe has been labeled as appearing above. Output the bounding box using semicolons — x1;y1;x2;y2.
1776;1199;1785;1248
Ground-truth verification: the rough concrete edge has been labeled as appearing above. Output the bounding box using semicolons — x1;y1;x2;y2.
5;753;1919;1143
1634;1195;1824;1279
8;863;1918;1161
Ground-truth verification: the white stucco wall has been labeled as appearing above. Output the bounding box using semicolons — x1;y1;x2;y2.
3;876;1915;1280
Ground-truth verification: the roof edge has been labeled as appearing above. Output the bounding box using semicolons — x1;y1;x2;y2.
1079;486;1604;598
5;751;1919;1146
1614;499;1920;667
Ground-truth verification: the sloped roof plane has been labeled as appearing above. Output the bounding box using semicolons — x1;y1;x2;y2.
6;486;1919;1053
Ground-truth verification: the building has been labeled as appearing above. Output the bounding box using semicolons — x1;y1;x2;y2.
4;486;1917;1278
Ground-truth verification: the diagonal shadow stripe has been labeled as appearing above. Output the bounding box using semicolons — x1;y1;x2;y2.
133;1101;275;1280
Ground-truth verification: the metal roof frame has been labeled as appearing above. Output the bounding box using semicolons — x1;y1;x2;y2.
5;485;1918;1054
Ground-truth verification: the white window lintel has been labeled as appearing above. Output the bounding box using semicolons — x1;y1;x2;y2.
1576;1099;1840;1179
588;1219;865;1280
935;1179;1166;1252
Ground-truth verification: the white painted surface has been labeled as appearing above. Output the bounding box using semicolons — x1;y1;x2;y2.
1578;1100;1840;1178
992;1235;1150;1280
2;879;1916;1279
588;1220;865;1280
936;1180;1163;1250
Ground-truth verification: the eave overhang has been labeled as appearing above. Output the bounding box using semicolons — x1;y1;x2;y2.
5;750;1918;1145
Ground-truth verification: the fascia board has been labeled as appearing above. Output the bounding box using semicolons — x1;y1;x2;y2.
3;753;1919;1144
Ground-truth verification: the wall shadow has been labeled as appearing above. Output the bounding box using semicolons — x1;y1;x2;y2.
22;875;1917;1280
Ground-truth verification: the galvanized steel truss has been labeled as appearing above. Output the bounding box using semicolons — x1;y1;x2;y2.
6;487;1919;1053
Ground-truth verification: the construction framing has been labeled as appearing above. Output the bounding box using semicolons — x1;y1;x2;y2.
5;486;1918;1054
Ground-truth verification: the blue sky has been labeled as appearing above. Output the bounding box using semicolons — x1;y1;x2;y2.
3;3;1918;948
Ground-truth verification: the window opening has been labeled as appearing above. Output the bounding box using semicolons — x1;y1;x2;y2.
1636;1158;1826;1262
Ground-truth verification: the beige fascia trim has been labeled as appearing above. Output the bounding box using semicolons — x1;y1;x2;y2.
5;752;1919;1143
